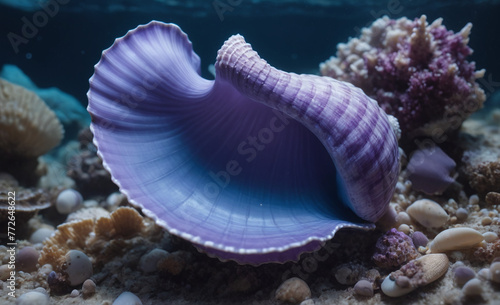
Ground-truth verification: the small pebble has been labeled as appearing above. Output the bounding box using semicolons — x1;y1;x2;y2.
395;275;411;288
395;212;411;225
334;266;358;285
16;291;49;305
29;227;55;244
70;289;80;297
462;278;482;296
454;266;475;287
275;277;311;304
481;217;493;226
113;291;143;305
82;279;97;297
56;189;83;214
106;192;126;209
397;224;410;235
412;231;429;248
490;262;500;283
300;300;315;305
456;208;468;221
0;264;11;281
483;232;498;243
469;194;480;205
139;249;169;274
65;250;93;286
17;247;39;272
478;268;490;280
353;280;373;297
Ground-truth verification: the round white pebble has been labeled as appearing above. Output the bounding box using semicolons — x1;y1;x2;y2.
56;189;83;214
113;291;143;305
469;195;480;205
483;232;498;243
462;278;482;296
30;227;55;244
65;250;93;286
16;291;49;305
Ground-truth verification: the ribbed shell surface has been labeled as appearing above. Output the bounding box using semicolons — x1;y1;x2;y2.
87;21;399;264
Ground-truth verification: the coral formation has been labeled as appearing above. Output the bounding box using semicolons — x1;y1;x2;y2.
39;207;150;271
0;78;63;158
372;228;419;269
0;78;64;185
459;116;500;196
0;65;90;142
320;15;486;140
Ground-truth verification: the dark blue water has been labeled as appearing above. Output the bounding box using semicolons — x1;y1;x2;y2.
0;0;499;108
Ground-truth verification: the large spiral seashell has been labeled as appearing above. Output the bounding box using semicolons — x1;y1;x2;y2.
87;21;399;264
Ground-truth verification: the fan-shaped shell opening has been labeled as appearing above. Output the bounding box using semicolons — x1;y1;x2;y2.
88;21;378;264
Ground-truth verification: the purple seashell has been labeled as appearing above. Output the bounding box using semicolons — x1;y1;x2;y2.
87;21;399;264
407;146;456;194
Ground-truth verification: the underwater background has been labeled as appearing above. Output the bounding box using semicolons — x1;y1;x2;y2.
1;0;500;304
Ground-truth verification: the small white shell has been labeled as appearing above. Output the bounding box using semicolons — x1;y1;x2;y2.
418;253;450;283
406;199;449;228
275;277;311;303
429;227;484;253
381;254;449;297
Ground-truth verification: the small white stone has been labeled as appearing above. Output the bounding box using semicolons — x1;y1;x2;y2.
483;232;498;243
56;189;83;214
30;227;54;244
113;291;142;305
65;250;93;286
0;265;10;281
469;195;480;205
478;268;490;280
275;277;311;304
16;291;49;305
70;289;80;297
396;212;412;225
105;192;126;209
407;199;449;228
490;262;500;283
462;278;482;296
397;224;410;234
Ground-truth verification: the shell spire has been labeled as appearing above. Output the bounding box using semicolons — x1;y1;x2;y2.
215;34;399;221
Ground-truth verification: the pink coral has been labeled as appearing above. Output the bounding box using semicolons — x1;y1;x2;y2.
320;15;486;140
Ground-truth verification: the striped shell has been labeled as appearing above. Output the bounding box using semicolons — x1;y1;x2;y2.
87;21;399;264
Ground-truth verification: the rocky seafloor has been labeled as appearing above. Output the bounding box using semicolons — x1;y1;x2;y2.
0;109;499;305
